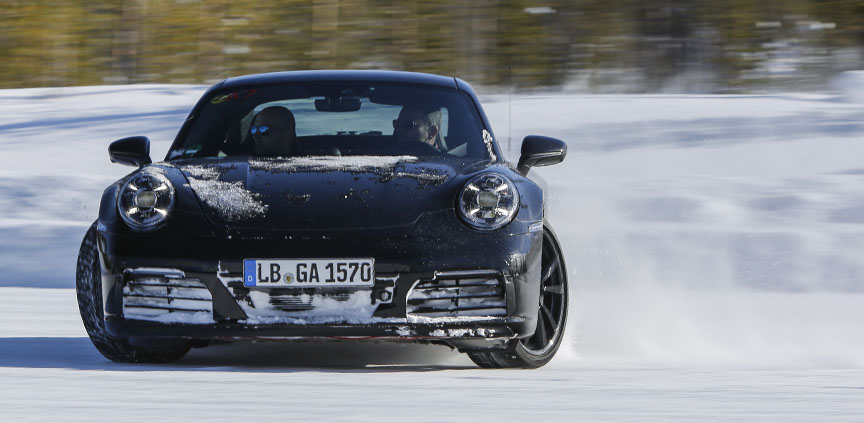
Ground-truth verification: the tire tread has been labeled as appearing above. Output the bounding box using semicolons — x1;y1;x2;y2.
76;223;190;364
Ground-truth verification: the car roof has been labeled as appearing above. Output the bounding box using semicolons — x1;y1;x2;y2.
220;70;458;90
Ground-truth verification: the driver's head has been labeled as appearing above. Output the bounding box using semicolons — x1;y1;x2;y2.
393;106;441;147
251;106;297;156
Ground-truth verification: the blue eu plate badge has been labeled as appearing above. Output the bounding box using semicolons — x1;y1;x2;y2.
243;260;257;287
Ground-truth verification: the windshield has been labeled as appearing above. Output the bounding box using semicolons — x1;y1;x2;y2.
168;82;493;160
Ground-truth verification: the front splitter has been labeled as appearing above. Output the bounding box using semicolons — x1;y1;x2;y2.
105;317;520;340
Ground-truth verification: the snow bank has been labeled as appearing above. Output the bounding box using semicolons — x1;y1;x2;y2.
831;70;864;103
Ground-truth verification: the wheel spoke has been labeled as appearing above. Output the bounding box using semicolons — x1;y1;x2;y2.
541;303;558;330
526;325;541;350
520;229;568;358
543;285;565;295
535;310;548;347
541;258;559;284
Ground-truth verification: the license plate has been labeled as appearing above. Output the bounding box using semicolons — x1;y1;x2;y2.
243;258;375;287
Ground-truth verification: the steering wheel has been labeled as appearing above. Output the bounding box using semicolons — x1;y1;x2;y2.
403;141;443;156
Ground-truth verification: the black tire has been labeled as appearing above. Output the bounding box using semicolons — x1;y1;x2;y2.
76;223;191;363
468;226;568;368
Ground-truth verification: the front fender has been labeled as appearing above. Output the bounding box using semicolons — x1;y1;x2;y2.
97;164;214;238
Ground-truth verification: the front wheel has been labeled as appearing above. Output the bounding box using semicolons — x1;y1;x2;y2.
76;223;191;363
468;226;568;368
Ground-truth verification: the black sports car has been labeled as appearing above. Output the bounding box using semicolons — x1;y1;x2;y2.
76;70;568;368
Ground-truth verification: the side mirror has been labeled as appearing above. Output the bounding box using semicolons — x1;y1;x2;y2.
517;135;567;175
109;136;152;167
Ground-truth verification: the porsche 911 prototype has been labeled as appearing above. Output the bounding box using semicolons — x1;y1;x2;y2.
76;70;568;368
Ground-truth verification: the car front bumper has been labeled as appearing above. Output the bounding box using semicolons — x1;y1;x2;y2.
96;225;543;346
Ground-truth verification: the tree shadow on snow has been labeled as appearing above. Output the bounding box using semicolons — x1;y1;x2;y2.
0;337;477;373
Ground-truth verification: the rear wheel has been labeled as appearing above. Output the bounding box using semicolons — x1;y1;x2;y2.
76;223;190;363
468;227;567;368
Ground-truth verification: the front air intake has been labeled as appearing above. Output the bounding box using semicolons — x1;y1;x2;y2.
406;270;507;318
122;268;213;321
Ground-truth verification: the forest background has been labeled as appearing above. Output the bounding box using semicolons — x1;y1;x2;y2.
2;0;864;92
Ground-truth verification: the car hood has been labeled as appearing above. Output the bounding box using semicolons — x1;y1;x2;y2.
174;156;477;232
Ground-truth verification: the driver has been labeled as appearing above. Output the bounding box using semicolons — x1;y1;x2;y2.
392;106;444;149
251;106;299;156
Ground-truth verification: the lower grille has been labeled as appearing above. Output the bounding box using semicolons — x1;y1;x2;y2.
268;291;352;312
407;270;507;318
222;274;397;320
122;269;213;320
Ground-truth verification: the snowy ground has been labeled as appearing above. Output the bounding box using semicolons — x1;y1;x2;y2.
1;85;863;421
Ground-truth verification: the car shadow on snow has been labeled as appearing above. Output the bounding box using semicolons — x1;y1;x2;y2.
0;337;478;372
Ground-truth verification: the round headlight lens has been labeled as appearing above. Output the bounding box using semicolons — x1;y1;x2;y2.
117;171;175;231
458;173;519;230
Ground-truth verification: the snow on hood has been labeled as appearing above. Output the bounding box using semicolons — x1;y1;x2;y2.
174;156;460;230
249;155;419;173
182;164;268;222
247;155;448;185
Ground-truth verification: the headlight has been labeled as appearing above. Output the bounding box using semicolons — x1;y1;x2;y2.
458;173;520;230
117;170;175;231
